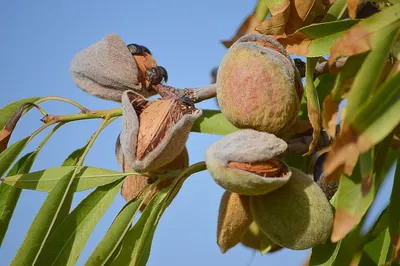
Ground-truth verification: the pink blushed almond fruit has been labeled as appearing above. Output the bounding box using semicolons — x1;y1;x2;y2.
217;34;303;136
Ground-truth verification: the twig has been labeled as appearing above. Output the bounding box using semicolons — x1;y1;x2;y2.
155;84;217;103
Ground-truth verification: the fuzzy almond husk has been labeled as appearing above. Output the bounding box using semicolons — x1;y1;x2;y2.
118;145;189;210
217;34;303;136
251;167;333;250
70;34;158;101
217;191;253;253
120;90;201;171
205;129;291;195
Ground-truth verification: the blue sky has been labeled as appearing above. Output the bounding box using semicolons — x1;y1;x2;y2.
0;1;395;265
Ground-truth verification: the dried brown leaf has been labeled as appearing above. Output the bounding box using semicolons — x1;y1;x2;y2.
329;24;372;66
322;95;340;138
256;2;290;37
323;124;362;177
331;207;360;242
0;104;28;152
347;0;361;19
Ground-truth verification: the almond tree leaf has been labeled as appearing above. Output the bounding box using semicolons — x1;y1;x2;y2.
309;240;341;266
322;0;347;22
0;152;36;246
347;0;360;19
257;0;325;37
191;109;238;135
10;170;75;266
277;20;358;56
3;166;125;192
53;144;90;232
388;153;400;262
35;180;123;266
85;192;145;266
331;226;362;266
111;187;170;266
360;228;394;265
0;137;30;177
322;95;340;137
330;152;374;242
303;57;320;156
0;97;41;130
222;0;269;48
0;104;29;152
329;4;400;65
323;29;399;177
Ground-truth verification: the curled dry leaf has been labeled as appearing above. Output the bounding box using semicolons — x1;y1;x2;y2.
347;0;361;19
217;191;253;253
119;90;201;171
206;129;291;196
70;34;159;101
222;15;262;48
256;0;325;37
117;145;189;210
329;4;400;66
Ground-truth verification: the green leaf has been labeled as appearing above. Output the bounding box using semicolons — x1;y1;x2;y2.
111;187;170;266
35;180;123;266
11;170;75;266
360;228;394;265
0;137;30;177
278;20;359;57
351;73;400;147
331;152;375;242
332;227;362;266
322;0;347;22
0;152;37;246
86;191;147;266
62;145;88;167
191;109;238;135
0;97;41;130
388;152;400;259
344;23;400;123
304;57;320;155
53;144;90;232
3;166;126;192
309;240;341;266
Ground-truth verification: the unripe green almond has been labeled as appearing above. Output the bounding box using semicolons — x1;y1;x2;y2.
217;34;303;135
250;167;333;250
206;129;291;195
217;191;253;253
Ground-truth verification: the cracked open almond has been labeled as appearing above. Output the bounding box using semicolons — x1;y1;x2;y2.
205;129;291;195
119;90;201;171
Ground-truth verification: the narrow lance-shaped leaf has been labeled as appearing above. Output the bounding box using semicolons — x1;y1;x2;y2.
52;144;90;232
329;3;400;65
276;20;359;57
321;0;347;22
0;152;36;246
85;187;151;266
389;152;400;263
191;109;238;135
303;57;320;156
0;97;41;130
330;152;374;243
324;71;400;178
0;137;30;177
2;166;126;192
35;179;123;266
359;228;394;265
309;240;341;266
11;170;75;266
111;187;170;266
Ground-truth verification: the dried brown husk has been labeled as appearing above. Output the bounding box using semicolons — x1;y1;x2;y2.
120;147;189;210
217;191;253;253
120;90;202;171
